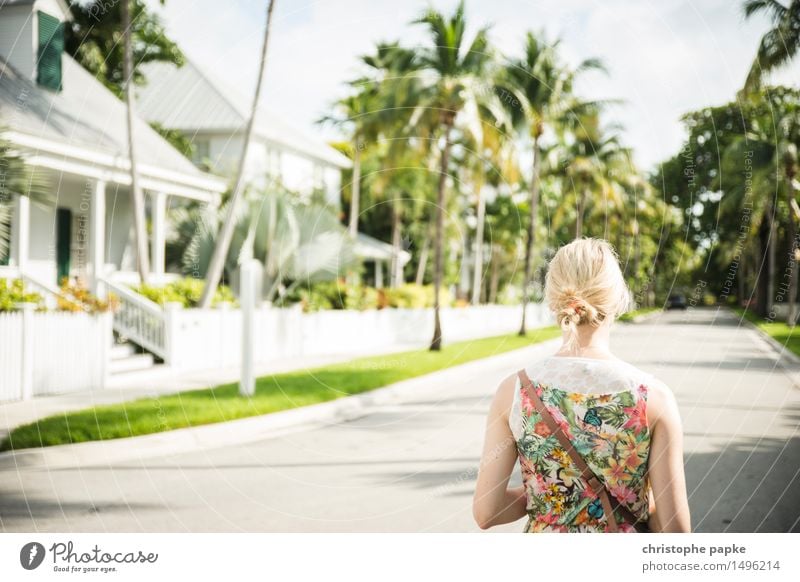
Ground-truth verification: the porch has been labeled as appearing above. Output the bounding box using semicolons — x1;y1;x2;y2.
1;134;226;292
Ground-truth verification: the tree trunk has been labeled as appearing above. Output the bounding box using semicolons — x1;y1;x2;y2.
576;188;588;238
390;192;402;287
199;0;277;308
756;203;775;318
430;120;454;351
122;0;150;282
768;203;776;319
755;220;768;317
489;245;500;304
786;158;798;325
471;185;486;305
349;140;362;238
519;136;541;335
738;256;746;308
633;219;640;304
415;230;429;286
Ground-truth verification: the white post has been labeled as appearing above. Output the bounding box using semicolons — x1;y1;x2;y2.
240;259;262;397
151;191;167;279
89;179;106;295
11;194;30;271
163;301;183;368
19;302;35;400
375;260;384;288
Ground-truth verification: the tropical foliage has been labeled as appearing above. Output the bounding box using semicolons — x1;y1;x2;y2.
65;0;182;96
172;185;357;303
324;1;667;348
133;278;236;308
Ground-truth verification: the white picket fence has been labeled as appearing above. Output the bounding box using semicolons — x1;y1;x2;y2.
163;302;554;371
0;308;112;403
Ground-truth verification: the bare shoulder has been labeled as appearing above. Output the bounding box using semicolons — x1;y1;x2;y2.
643;375;681;429
489;372;520;421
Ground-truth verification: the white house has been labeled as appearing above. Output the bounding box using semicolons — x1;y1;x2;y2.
137;58;349;207
136;57;410;283
0;0;228;292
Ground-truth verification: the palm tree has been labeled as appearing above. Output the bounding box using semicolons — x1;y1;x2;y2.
742;0;800;93
784;142;799;323
323;92;375;239
199;0;277;308
502;31;606;334
463;120;518;305
409;1;509;350
558;113;630;238
323;42;421;286
121;0;150;281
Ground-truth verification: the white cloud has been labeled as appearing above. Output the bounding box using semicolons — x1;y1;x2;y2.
145;0;799;171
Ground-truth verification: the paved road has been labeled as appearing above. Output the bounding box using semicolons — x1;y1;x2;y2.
1;307;798;532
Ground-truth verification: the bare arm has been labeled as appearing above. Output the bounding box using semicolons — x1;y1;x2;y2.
472;374;528;530
646;381;692;532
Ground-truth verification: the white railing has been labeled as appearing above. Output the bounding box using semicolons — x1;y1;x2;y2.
101;277;167;361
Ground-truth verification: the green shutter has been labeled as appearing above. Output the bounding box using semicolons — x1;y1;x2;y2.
37;11;63;92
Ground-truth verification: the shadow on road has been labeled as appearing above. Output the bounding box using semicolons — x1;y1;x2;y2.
686;434;800;532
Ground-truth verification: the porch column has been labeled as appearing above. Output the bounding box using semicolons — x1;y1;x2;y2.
375;260;384;288
89;179;106;294
11;194;30;271
151;191;167;277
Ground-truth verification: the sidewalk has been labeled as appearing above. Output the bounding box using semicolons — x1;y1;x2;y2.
0;340;424;441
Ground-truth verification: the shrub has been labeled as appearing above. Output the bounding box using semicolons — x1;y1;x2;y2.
293;280;379;312
133;278;236;308
0;278;42;311
57;279;118;313
381;283;452;309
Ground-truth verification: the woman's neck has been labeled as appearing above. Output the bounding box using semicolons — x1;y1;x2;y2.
555;320;615;359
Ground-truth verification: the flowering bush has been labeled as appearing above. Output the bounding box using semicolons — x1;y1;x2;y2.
0;278;42;311
56;279;118;313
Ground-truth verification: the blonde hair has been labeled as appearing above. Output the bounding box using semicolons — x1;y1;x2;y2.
544;237;633;353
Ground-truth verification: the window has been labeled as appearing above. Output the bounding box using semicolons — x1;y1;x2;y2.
192;139;210;166
37;11;63;92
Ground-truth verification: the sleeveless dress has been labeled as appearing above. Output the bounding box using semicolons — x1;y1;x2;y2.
509;355;659;533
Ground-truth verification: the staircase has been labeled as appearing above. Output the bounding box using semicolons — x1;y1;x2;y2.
109;338;158;376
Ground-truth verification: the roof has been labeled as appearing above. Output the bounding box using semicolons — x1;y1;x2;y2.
354;232;411;264
0;53;227;196
136;59;352;170
1;0;73;22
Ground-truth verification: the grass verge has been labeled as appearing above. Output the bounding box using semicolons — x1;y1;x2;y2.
732;306;800;358
618;307;662;322
1;327;561;451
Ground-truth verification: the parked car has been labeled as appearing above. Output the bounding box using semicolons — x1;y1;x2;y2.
667;293;688;310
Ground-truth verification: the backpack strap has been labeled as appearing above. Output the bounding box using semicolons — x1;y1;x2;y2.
517;368;648;533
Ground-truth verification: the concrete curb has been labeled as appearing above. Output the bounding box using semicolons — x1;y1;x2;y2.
732;308;800;388
0;337;562;471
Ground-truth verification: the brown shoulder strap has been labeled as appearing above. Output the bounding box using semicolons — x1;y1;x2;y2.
517;369;646;533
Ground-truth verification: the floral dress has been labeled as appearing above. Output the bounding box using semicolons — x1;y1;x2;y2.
509;356;655;533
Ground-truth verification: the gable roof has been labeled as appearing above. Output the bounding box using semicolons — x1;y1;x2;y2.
136;59;352;170
1;0;72;20
0;53;227;195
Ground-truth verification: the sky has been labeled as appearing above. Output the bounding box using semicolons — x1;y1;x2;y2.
143;0;800;172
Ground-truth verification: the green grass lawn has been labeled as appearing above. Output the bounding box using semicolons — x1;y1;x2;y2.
733;306;800;357
618;307;662;322
0;327;561;452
